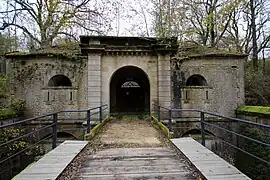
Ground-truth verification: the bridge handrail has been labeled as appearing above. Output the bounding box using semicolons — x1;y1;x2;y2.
171;108;270;129
0;104;108;179
153;104;270;166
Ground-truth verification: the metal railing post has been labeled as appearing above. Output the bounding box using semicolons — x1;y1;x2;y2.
157;106;161;122
168;109;172;132
200;111;205;146
52;113;58;149
99;106;102;123
87;110;91;133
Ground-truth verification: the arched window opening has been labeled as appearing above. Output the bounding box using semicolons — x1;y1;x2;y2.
186;74;207;86
121;81;140;88
48;75;72;87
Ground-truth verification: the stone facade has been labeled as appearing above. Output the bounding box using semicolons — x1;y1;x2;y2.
172;54;246;116
5;55;88;119
5;36;246;119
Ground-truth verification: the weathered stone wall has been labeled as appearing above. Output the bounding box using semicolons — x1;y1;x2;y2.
8;57;88;118
172;57;245;117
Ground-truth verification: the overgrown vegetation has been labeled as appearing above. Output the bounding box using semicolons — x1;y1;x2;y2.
235;124;270;180
245;60;270;106
236;106;270;117
0;74;44;178
0;127;44;178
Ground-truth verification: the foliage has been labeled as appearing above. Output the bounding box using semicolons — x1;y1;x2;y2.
244;61;270;105
10;99;26;113
0;127;44;178
0;76;7;100
236;106;270;117
235;124;270;180
0;108;18;120
0;33;18;55
0;0;112;48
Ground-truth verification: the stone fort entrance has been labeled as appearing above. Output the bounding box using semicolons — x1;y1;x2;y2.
6;35;246;117
110;66;150;113
81;36;178;114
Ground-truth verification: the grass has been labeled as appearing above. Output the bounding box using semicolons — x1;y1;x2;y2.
236;105;270;117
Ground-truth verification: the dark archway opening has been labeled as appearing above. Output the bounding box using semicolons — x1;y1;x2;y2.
186;74;207;86
110;66;150;113
48;75;72;87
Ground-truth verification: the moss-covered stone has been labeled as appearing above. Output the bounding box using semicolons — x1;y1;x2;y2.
236;106;270;117
5;45;83;61
84;117;111;141
151;116;171;138
0;108;19;120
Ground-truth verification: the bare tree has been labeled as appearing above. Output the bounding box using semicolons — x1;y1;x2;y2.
0;0;111;48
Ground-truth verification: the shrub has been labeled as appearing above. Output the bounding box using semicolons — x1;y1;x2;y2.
10;99;25;113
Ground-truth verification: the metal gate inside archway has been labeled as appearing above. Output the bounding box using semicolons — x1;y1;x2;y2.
110;66;150;114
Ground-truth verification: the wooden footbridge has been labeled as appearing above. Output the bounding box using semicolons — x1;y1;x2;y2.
1;105;269;180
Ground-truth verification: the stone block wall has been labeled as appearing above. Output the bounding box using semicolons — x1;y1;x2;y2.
87;54;102;109
158;54;171;108
8;57;88;118
172;57;245;117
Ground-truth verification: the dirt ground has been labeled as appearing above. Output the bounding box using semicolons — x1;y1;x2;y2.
98;118;164;147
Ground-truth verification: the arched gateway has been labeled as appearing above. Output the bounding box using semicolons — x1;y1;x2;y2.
110;66;150;113
80;36;178;113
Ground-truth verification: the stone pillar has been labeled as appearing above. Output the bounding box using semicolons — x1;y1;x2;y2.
158;54;171;108
87;54;102;108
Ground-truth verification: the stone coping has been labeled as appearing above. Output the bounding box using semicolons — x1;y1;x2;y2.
13;140;88;180
171;137;251;180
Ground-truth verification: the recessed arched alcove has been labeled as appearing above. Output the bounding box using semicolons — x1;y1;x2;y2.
110;66;150;113
48;75;72;87
186;74;207;86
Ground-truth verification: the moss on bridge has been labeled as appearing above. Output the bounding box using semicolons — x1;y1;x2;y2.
151;116;171;138
84;117;112;141
236;105;270;117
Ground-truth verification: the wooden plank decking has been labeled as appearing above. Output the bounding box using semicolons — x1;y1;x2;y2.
13;140;88;180
171;137;251;180
74;147;196;180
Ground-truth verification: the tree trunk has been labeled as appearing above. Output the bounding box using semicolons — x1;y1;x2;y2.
250;0;258;70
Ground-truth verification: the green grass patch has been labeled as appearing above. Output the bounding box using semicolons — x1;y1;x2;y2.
236;106;270;117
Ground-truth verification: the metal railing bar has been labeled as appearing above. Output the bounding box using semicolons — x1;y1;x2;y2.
0;124;54;147
0;134;53;165
163;106;270;129
203;121;270;147
171;108;201;112
203;131;270;165
202;111;270;128
90;111;99;116
152;104;171;111
0;113;56;130
62;104;108;113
